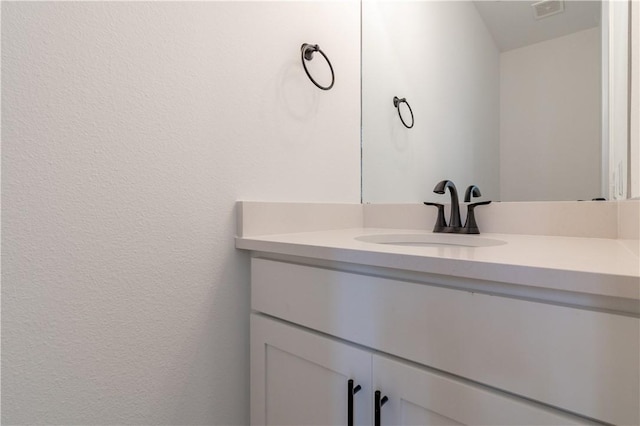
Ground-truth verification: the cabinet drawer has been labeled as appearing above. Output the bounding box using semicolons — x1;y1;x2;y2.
251;257;639;425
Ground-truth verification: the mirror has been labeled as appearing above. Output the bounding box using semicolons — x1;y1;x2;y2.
362;0;631;203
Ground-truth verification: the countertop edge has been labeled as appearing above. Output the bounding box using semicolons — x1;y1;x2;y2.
236;231;640;302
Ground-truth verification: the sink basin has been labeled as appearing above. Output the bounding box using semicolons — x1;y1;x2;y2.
355;233;507;248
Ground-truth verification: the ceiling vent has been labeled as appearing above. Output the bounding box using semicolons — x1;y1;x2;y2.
532;0;564;20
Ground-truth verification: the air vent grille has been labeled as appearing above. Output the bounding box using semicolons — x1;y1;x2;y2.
532;0;564;20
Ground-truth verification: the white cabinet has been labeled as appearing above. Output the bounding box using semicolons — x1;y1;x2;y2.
251;314;372;425
250;256;638;425
252;315;587;426
372;355;583;426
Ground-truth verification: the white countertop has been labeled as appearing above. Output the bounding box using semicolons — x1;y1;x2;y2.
236;228;640;300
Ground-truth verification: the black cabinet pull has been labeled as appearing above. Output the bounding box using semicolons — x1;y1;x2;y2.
374;390;388;426
347;379;362;426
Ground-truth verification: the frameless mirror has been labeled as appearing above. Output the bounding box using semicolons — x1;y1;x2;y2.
362;0;631;203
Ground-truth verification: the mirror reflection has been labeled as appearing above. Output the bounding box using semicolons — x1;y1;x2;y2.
362;0;628;203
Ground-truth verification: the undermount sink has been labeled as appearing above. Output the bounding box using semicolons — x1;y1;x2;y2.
355;233;507;248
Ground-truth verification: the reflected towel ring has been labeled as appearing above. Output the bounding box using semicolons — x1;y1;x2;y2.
301;43;335;91
393;96;414;129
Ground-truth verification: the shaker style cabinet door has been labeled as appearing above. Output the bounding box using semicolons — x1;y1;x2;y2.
251;314;372;426
372;355;588;426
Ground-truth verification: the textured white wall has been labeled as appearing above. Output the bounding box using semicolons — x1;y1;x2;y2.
500;27;601;202
362;1;500;203
1;2;360;424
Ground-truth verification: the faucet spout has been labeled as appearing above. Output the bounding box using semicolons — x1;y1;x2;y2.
433;180;462;230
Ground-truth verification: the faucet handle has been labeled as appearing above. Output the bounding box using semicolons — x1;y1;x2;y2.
467;200;491;208
464;185;481;203
461;201;491;234
423;202;447;233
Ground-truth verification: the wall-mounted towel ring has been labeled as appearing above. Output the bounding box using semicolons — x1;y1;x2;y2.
393;96;414;128
301;43;335;91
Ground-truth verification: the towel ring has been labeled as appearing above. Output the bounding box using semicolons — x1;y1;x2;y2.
301;43;335;91
393;96;414;129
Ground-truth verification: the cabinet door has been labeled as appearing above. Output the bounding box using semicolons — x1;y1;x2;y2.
373;355;589;426
251;314;372;426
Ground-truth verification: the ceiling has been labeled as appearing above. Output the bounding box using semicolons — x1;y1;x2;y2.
473;0;602;52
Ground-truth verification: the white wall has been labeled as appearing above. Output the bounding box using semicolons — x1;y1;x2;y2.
362;1;500;203
1;2;360;424
500;27;601;201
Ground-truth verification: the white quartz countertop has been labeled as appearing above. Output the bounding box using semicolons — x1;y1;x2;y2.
236;228;640;300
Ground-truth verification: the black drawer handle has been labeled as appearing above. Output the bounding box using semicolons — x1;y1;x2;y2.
374;390;388;426
347;379;362;426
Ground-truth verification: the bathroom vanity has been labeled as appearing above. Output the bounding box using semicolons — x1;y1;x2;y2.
237;202;640;425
